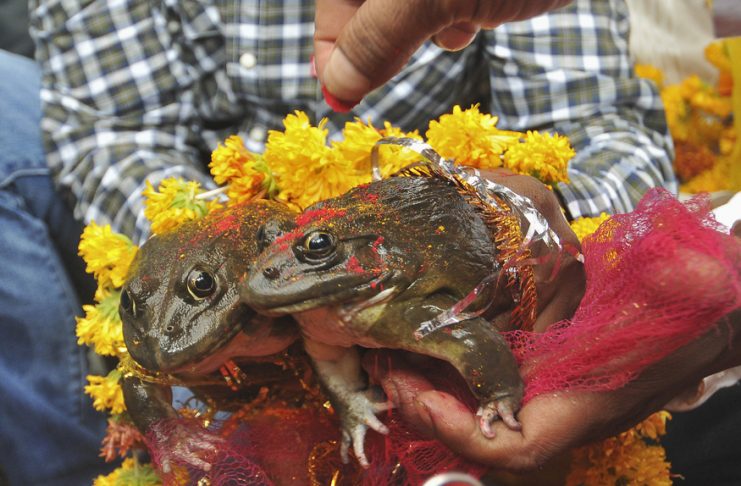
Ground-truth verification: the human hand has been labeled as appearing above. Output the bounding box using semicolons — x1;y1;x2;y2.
369;306;740;471
314;0;572;106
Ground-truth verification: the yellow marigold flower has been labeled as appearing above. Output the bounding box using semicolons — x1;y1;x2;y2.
567;412;672;486
679;75;704;100
85;369;126;415
661;85;689;142
426;104;522;169
79;222;138;290
210;134;253;185
265;111;360;208
502;131;574;185
719;127;736;156
76;289;126;357
143;178;222;235
635;411;671;441
93;457;161;486
689;91;733;118
210;135;279;204
570;213;611;242
705;40;732;75
334;119;422;180
635;63;665;89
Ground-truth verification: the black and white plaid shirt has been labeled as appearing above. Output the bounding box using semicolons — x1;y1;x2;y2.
30;0;675;245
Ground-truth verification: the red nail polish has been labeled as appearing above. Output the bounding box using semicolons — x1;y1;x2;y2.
321;85;357;113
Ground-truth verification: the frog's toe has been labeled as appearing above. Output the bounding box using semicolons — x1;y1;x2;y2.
352;426;370;468
340;390;391;467
496;399;522;431
340;428;357;465
477;399;521;439
340;423;373;468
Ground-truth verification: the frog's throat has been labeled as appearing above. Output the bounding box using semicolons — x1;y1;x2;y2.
260;270;397;315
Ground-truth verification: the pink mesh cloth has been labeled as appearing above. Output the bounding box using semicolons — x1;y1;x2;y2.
508;189;740;401
144;189;740;484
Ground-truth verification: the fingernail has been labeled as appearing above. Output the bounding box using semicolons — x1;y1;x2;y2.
321;85;356;113
321;48;368;109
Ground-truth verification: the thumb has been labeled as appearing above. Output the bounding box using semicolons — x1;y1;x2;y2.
316;0;458;104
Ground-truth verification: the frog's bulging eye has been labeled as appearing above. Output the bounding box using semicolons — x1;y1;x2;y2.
187;270;216;300
120;289;136;316
303;231;335;259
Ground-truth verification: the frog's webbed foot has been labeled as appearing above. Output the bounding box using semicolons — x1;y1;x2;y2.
339;387;394;468
476;396;522;439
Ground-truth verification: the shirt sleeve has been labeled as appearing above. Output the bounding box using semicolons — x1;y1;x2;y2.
483;0;676;219
29;0;233;244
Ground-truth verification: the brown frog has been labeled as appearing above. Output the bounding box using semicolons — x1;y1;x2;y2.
240;172;526;467
119;200;300;471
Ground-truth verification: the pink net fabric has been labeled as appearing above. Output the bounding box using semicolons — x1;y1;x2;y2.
508;189;740;401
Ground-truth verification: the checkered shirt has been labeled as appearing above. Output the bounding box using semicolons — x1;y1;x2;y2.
30;0;676;245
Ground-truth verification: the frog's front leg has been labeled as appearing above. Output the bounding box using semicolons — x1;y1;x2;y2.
121;376;223;472
385;298;524;439
303;338;393;468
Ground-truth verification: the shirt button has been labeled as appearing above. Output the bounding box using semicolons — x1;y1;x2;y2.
249;126;267;142
239;52;257;69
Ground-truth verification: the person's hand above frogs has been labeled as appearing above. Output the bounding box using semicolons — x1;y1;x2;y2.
314;0;572;104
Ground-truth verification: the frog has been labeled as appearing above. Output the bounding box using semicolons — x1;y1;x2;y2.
240;171;526;468
118;200;301;472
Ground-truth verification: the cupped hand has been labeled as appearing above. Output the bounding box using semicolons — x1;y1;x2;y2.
369;306;740;471
314;0;572;104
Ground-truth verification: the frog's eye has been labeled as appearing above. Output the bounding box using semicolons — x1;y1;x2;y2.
120;289;136;316
302;231;335;260
187;270;216;300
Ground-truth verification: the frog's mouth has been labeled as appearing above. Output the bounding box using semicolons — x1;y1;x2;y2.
248;270;398;315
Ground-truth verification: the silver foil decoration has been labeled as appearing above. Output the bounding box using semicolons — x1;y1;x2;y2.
371;137;568;338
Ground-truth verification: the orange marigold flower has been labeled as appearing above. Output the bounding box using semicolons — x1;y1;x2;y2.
673;141;717;182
